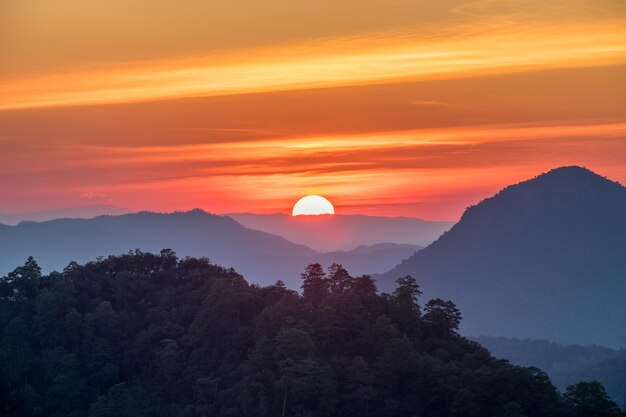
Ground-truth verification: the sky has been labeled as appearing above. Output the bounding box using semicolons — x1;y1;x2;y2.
1;0;625;220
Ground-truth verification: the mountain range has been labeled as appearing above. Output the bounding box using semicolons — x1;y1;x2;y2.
379;166;626;347
2;166;624;349
0;204;131;225
228;212;451;251
0;210;421;287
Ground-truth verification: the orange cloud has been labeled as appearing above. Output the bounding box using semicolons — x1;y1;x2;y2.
2;121;625;219
1;0;624;218
1;19;625;111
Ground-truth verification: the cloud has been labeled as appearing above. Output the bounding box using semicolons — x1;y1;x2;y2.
1;17;625;111
2;121;624;219
1;0;624;219
6;121;623;186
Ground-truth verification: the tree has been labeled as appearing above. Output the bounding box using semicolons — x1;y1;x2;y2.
86;301;119;339
0;317;31;389
340;356;377;416
389;275;422;336
327;263;352;294
159;248;178;270
9;256;42;281
350;275;378;299
154;339;183;399
392;275;422;313
563;381;622;417
6;257;42;300
500;401;527;417
423;298;462;337
300;263;329;305
274;328;337;415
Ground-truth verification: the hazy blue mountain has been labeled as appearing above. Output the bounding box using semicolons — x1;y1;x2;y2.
0;204;131;225
0;210;419;287
319;242;421;275
228;212;452;251
475;336;626;407
379;166;626;347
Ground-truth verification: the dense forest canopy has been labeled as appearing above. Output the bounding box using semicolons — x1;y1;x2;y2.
1;250;623;417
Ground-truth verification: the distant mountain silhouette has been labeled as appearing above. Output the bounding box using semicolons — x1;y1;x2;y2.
474;336;626;407
0;210;419;286
318;242;421;275
0;204;131;225
379;166;626;347
228;212;452;251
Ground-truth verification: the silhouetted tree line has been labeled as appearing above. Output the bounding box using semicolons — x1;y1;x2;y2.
474;336;626;407
0;250;623;417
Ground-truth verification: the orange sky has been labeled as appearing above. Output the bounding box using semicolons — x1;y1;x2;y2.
1;0;625;220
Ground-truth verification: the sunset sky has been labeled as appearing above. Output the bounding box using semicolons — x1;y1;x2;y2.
1;0;625;220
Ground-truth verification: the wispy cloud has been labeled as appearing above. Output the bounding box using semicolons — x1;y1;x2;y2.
2;121;625;219
1;0;624;218
1;19;625;110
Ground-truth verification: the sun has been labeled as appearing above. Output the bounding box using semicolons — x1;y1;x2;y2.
292;195;335;216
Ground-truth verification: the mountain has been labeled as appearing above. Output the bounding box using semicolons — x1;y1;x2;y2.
0;210;419;287
0;204;132;225
0;210;313;287
474;336;626;408
228;212;452;251
379;166;626;347
319;243;422;275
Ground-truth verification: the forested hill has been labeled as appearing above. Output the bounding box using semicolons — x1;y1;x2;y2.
1;252;623;416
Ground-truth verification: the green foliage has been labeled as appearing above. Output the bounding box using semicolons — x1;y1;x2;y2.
0;253;620;416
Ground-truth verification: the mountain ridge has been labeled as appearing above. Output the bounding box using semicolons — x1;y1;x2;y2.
0;204;132;225
228;212;452;251
379;166;626;347
0;209;421;286
474;336;626;407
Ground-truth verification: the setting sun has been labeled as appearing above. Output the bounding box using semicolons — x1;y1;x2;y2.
292;195;335;216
